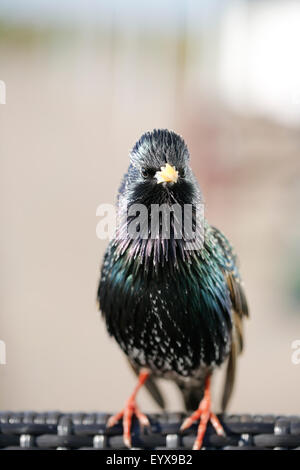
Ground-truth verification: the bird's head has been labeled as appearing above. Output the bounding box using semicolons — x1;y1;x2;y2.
121;129;201;208
115;130;204;265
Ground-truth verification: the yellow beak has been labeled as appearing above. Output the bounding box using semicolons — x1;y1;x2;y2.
155;163;179;184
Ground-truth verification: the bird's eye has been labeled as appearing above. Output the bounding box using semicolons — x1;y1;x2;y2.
141;168;155;179
179;168;186;178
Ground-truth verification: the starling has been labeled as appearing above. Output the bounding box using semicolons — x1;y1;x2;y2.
97;129;248;450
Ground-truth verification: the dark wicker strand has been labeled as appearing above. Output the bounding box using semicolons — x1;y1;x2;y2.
0;412;300;450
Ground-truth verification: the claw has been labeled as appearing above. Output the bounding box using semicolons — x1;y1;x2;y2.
210;412;225;436
107;410;124;428
180;408;203;431
135;404;150;428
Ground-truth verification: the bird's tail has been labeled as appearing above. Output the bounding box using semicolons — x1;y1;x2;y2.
177;382;205;412
221;339;237;412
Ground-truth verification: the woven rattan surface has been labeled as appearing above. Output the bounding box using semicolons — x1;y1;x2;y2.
1;412;300;450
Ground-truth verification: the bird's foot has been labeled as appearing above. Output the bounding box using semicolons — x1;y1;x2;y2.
180;376;225;450
107;369;150;448
107;396;150;448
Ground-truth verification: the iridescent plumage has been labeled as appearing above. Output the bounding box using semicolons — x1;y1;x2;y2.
97;129;248;446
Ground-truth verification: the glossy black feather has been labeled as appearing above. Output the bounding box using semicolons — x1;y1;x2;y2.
97;129;248;410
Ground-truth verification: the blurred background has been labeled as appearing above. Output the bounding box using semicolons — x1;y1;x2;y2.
1;0;300;415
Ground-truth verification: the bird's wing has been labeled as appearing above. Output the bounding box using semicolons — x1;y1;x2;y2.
127;360;166;410
210;226;249;412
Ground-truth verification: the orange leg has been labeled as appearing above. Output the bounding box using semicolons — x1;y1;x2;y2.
180;375;225;450
107;369;150;448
